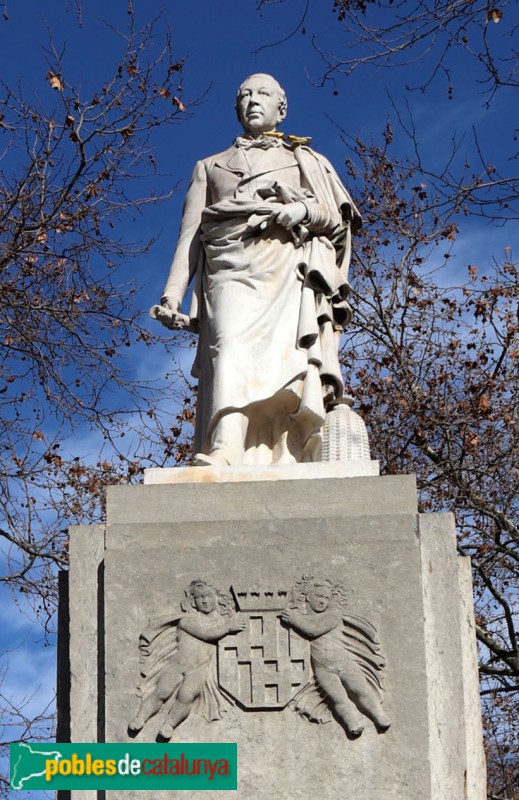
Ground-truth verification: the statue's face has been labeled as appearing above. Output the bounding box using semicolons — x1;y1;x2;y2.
237;74;285;135
307;586;332;613
193;587;217;614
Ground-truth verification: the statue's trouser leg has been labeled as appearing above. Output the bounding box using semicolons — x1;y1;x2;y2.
206;412;247;464
338;663;391;731
313;667;364;735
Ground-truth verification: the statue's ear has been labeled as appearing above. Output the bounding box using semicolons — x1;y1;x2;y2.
278;94;287;122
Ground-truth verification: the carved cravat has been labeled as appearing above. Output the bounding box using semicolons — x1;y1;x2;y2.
234;132;312;150
234;135;283;150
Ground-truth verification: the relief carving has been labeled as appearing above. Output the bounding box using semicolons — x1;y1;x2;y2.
128;576;390;740
218;587;310;708
128;579;245;741
281;576;391;736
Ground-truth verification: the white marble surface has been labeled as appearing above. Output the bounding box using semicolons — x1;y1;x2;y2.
156;74;362;466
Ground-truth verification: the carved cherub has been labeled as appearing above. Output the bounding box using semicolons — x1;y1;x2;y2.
281;576;391;737
128;579;245;740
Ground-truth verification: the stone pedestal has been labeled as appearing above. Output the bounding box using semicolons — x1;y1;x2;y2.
60;470;486;799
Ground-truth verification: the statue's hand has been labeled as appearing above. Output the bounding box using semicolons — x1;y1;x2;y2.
161;297;181;313
149;304;197;333
280;609;297;625
228;616;247;634
275;201;307;230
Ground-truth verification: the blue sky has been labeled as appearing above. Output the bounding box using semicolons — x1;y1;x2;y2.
1;0;517;794
1;0;515;298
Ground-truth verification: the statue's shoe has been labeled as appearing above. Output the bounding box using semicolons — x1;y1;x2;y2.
192;451;231;467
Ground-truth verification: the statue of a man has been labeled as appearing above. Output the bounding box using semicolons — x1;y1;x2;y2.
153;74;361;466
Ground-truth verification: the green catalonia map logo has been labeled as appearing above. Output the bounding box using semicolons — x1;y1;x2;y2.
10;742;237;790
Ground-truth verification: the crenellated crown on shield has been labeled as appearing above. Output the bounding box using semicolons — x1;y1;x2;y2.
217;586;310;709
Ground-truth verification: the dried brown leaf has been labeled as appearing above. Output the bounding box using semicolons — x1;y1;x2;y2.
46;71;63;91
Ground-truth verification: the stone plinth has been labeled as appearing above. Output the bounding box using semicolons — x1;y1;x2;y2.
60;470;486;800
143;460;379;484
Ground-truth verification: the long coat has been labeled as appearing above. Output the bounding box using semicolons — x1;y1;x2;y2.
162;140;361;461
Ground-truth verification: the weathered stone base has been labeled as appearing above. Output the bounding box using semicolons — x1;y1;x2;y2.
60;471;486;799
143;459;380;484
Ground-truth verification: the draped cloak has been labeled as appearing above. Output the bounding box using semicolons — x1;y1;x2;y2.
289;612;386;724
162;141;361;464
135;613;230;724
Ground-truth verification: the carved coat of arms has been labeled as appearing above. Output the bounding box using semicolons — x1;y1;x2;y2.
128;577;390;741
218;588;310;709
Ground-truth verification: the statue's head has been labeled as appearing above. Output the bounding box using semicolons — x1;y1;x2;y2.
235;73;287;135
186;580;218;614
306;580;334;613
181;579;235;616
288;575;348;613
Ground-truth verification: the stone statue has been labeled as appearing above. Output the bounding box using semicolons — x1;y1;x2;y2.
152;74;361;466
281;576;391;736
128;580;245;740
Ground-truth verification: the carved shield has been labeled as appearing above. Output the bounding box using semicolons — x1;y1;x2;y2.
218;590;310;709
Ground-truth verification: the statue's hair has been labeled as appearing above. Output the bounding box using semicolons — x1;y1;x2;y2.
235;73;287;121
288;575;348;612
181;579;234;616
